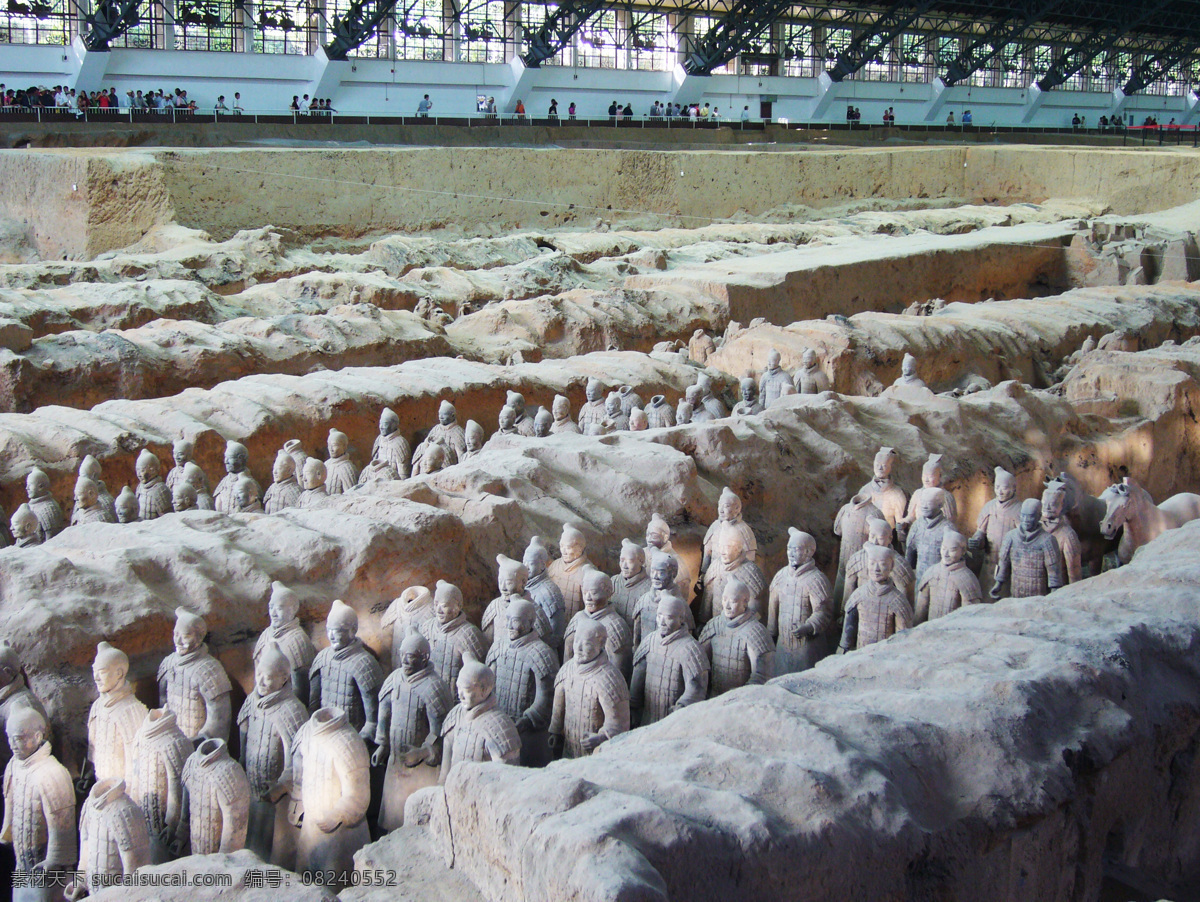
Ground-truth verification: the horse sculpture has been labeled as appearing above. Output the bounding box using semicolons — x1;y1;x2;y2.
1099;477;1200;565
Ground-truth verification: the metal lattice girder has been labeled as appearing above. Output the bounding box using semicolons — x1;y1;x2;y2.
683;0;794;74
1036;0;1177;90
522;0;608;66
1123;38;1200;94
82;0;146;50
942;0;1066;85
325;0;400;59
827;0;940;81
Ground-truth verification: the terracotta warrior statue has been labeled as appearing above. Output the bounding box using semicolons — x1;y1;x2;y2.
127;709;191;863
577;378;607;432
69;778;150;899
900;453;957;535
549;619;630;759
72;476;110;527
758;349;793;405
370;408;410;480
611;539;650;625
183;461;215;510
632;552;696;648
838;544;914;652
85;642;148;785
11;504;41;548
373;633;452;831
699;578;775;696
505;391;537;437
238;641;307;867
1041;479;1082;584
462;420;485;460
180;738;249;855
1;707;76;886
419;581;487;701
524;537;566;651
618;384;642;417
309;600;383;741
768;528;834;674
564;569;633;680
969;467;1021;598
79;455;118;522
253;582;315;706
233;475;264;514
645;512;694;600
884;352;931;397
157;607;232;742
629;409;648;433
631;595;708;726
483;554;553;652
859;446;908;528
282;440;306;476
676;395;693;426
324;430;359;495
297;458;328;509
731;376;763;416
605;392;629;431
533;409;554;438
24;467;63;541
264;450;302;514
645;395;675;429
486;598;558;766
695;373;729;420
380;586;435;670
172;481;198;514
843;518;915;609
115;485;140;524
415;400;467;469
991;499;1063;599
794;348;830;395
699;530;766;625
550;395;581;435
688;329;716;364
547;524;594;622
166;438;194;493
915;531;982;623
488;405;520;446
439;662;521;782
701;487;758;574
132;450;169;521
0;642;48;774
905;488;953;586
214;441;260;514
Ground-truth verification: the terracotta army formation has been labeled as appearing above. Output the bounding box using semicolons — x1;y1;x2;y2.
632;552;695;648
157;608;232;743
127;709;192;863
702;487;758;573
166;439;194;493
732;376;763;416
768;528;834;674
85;642;148;784
79;455;118;521
288;707;371;880
646;512;693;600
611;539;650;625
483;554;553;652
991;498;1064;599
577;378;607;432
183;462;215;510
180;737;250;855
631;594;708;725
794;348;830;395
699;579;775;696
915;531;982;623
901;454;957;535
309;600;384;741
839;544;915;652
11;504;41;548
905;489;953;586
116;486;140;524
759;349;794;406
605;392;629;431
1041;479;1083;584
860;447;908;528
969;467;1021;598
550;618;630;759
550;395;581;434
135;449;173;520
380;585;435;670
24;467;64;541
547;524;594;622
564;569;633;680
843;518;915;607
374;633;453;831
523;537;566;651
698;530;766;625
297;458;329;508
486;598;559;765
69;777;151;900
440;661;522;781
688;328;716;364
214;441;260;514
506;391;538;437
370;408;410;480
414;400;468;469
72;476;110;527
645;395;675;428
324;429;359;495
420;581;487;700
238;640;307;866
264;449;302;513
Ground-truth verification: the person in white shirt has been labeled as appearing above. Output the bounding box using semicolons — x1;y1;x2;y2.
740;105;750;121
299;94;311;112
232;92;244;113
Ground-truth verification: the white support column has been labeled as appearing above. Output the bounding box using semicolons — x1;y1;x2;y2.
502;55;539;112
668;63;710;105
68;35;111;92
306;45;351;100
923;75;951;121
807;69;840;120
1020;80;1046;123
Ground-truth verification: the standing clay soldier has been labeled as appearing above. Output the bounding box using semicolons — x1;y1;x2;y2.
115;486;140;524
524;537;566;651
533;409;554;438
79;455;118;522
368;408;410;480
283;440;308;476
577;378;607;432
550;395;581;435
264;450;302;514
991;499;1064;599
695;373;729;419
833;492;884;605
233;475;264;513
905;489;953;586
1;708;76;891
506;391;537;437
617;384;641;417
1041;479;1082;584
605;392;629;431
915;531;982;623
373;634;452;831
419;581;486;702
794;348;829;394
309;600;383;741
69;778;150;899
892;352;928;390
969;467;1021;598
253;582;316;706
843;518;915;606
126;709;191;864
324;430;359;495
549;619;629;759
183;462;215;510
485;599;558;766
564;569;633;680
645;395;675;428
158;608;232;743
71;477;110;527
758;349;793;405
297;458;328;509
901;453;957;534
0;643;47;775
768;528;834;673
611;539;650;625
11;504;40;547
675;395;693;425
172;482;198;513
380;586;435;670
238;642;307;866
414;400;468;468
489;405;520;445
180;738;249;855
646;512;694;600
699;530;766;625
482;555;552;652
702;487;758;573
839;544;914;652
860;447;908;528
213;441;259;514
631;595;708;726
440;662;523;784
547;524;594;622
632;553;695;648
463;420;485;459
414;444;450;476
85;643;148;785
731;377;763;416
699;579;775;696
24;468;64;541
688;329;716;364
166;439;194;493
